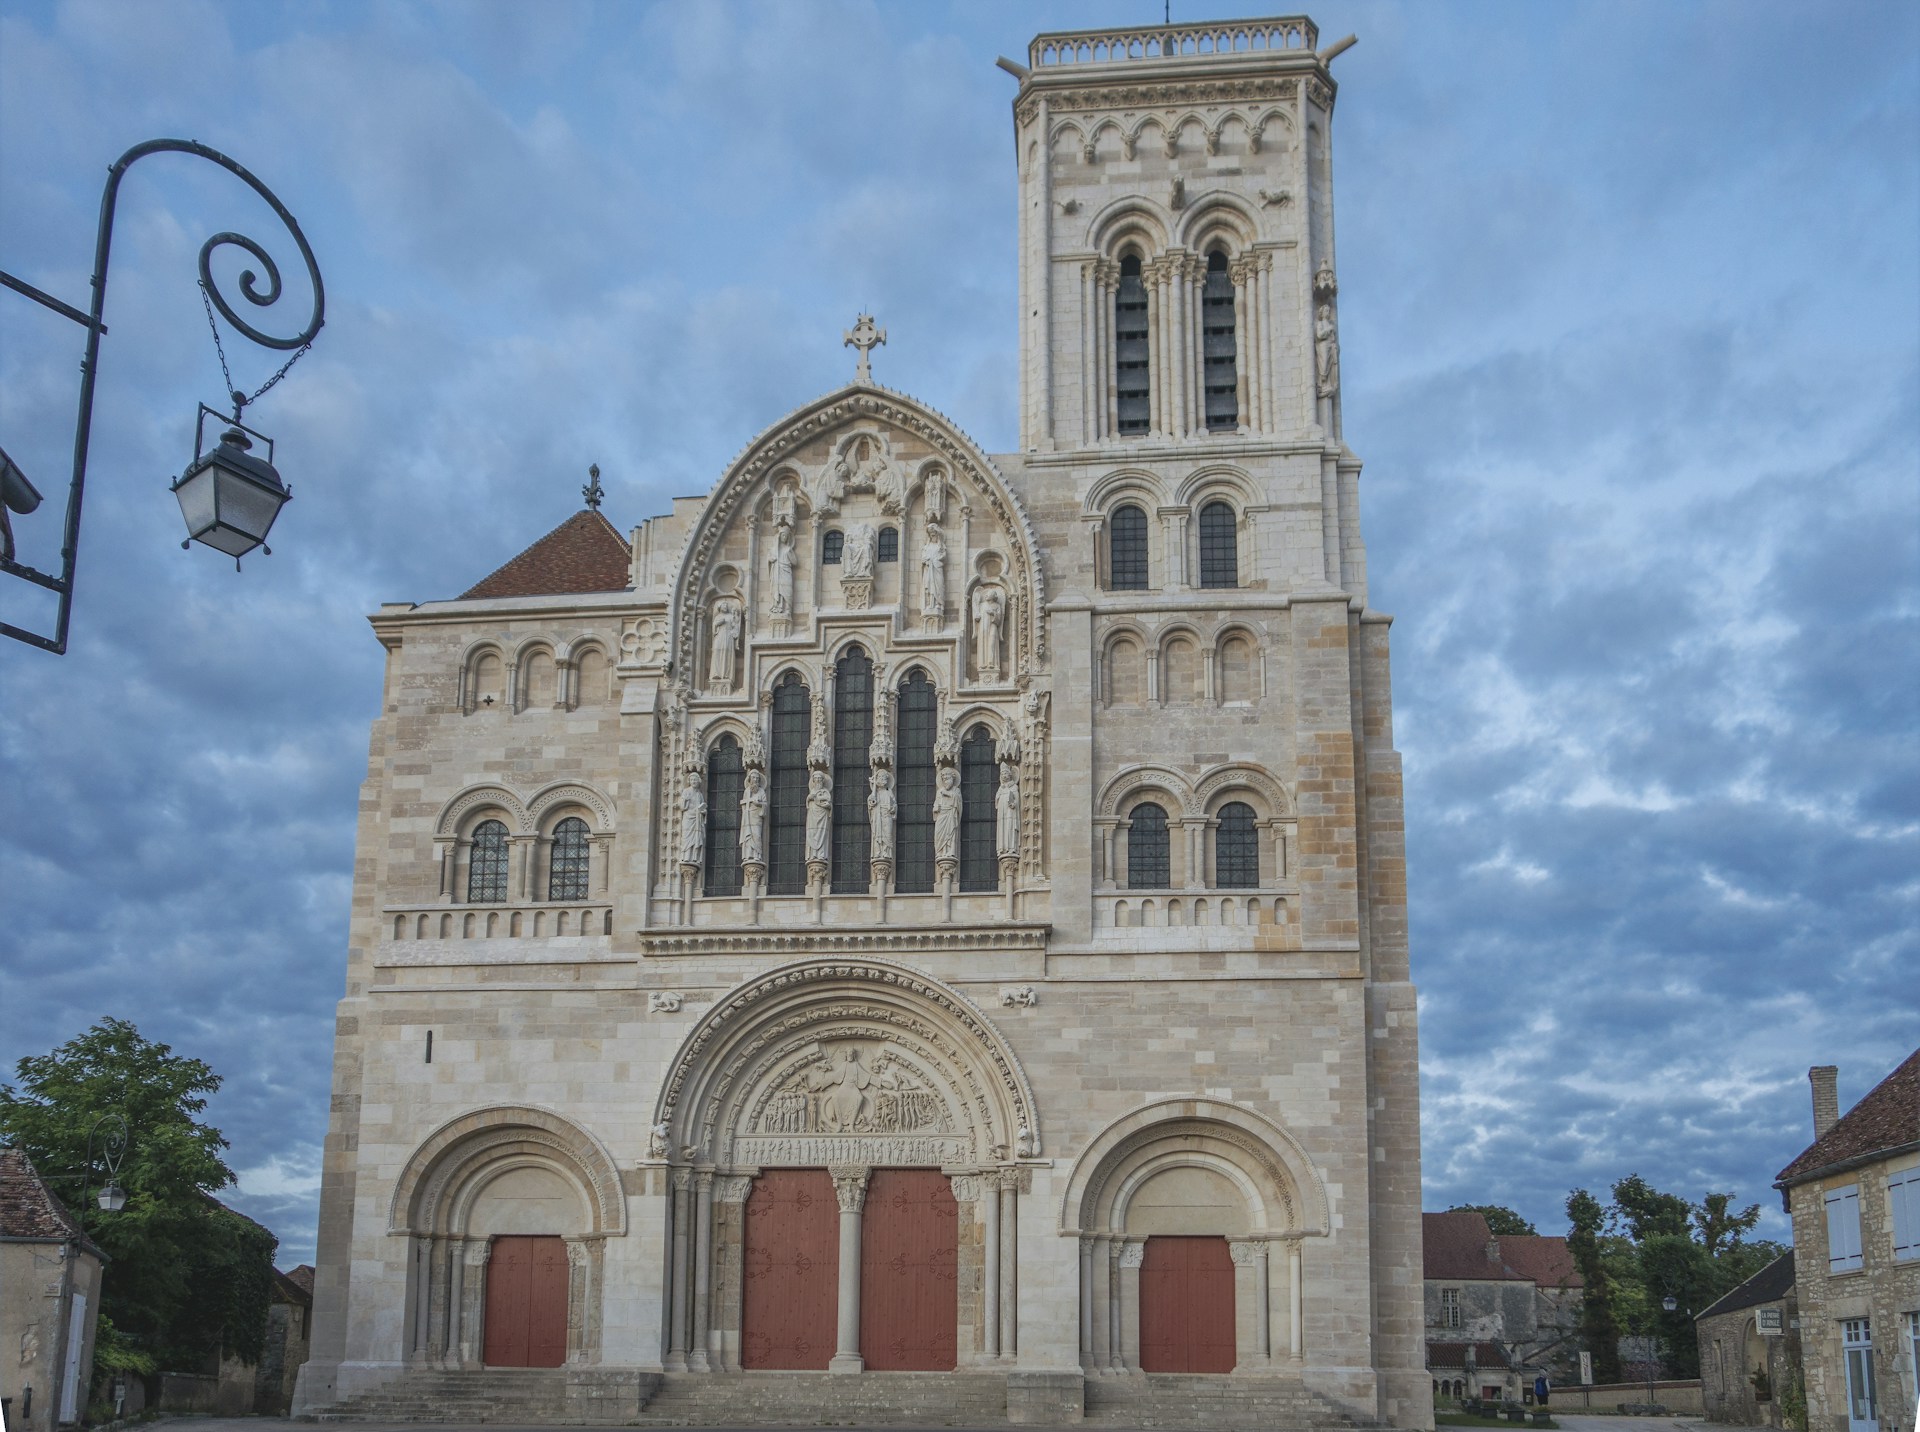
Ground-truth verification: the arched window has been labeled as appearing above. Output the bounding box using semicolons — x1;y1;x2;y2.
704;737;744;896
822;529;844;564
877;527;899;563
1127;802;1170;889
467;819;509;902
1115;254;1150;435
895;669;937;893
831;646;874;893
1109;503;1149;590
548;816;591;901
1198;500;1238;588
959;725;1000;892
768;673;810;895
1202;248;1238;430
1214;802;1259;888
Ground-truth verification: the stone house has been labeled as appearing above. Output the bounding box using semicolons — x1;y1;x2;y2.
1696;1251;1799;1428
254;1265;315;1415
1774;1051;1920;1432
1422;1210;1582;1401
0;1148;105;1432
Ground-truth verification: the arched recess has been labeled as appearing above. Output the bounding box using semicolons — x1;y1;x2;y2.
1088;196;1173;258
1176;192;1261;251
387;1105;626;1368
1059;1097;1330;1375
437;785;529;838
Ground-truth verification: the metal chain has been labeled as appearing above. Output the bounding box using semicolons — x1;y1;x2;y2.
200;281;311;414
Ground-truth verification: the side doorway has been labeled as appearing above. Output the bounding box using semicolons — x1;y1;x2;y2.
483;1235;569;1367
1139;1235;1236;1373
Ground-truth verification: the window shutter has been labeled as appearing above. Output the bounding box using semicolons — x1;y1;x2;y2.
1889;1169;1920;1260
1826;1184;1863;1271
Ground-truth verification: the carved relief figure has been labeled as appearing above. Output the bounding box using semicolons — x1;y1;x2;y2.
766;518;796;617
972;582;1007;680
1315;302;1341;397
867;767;896;860
995;773;1021;858
756;1045;951;1136
679;775;707;867
708;596;743;692
919;520;947;623
805;768;833;864
739;767;767;866
807;451;848;517
842;521;876;581
808;1047;897;1133
932;766;962;861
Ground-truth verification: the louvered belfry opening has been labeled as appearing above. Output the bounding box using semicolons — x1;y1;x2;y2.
704;737;744;896
1203;249;1238;431
831;646;874;893
894;669;937;893
768;673;810;894
1116;254;1151;435
959;725;1000;892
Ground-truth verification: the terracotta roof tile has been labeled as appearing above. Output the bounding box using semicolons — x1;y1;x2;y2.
1423;1210;1528;1281
1498;1234;1584;1290
0;1147;102;1256
286;1262;315;1295
460;509;631;600
1776;1047;1920;1187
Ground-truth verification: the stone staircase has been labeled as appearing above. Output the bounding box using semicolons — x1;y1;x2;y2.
1082;1372;1384;1429
632;1370;1010;1427
307;1367;657;1424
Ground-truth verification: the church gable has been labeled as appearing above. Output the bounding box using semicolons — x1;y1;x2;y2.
460;507;631;600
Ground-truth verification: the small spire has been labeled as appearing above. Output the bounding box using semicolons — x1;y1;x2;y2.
582;463;604;511
844;313;886;383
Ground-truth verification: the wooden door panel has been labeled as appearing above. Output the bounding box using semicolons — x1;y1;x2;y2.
1140;1235;1236;1373
484;1235;568;1367
742;1169;838;1369
860;1169;958;1371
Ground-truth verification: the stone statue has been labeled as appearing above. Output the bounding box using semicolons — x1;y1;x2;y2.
932;766;962;862
808;451;849;517
842;521;876;581
996;772;1020;858
649;1122;670;1159
708;596;742;692
805;768;833;864
805;1047;897;1133
867;767;896;860
859;441;909;515
767;518;796;617
679;775;707;868
1315;303;1340;397
971;582;1006;680
738;767;767;866
919;520;947;623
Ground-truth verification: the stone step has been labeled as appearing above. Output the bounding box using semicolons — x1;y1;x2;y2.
632;1370;1010;1427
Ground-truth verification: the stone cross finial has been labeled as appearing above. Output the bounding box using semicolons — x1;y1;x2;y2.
844;313;886;383
582;463;604;511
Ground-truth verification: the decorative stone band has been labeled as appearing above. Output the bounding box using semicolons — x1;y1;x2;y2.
636;925;1048;959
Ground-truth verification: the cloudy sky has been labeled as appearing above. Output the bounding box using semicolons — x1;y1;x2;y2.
2;0;1914;1268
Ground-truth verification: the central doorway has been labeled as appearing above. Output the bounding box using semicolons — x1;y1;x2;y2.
483;1234;569;1367
1139;1235;1236;1373
742;1169;838;1369
860;1169;958;1370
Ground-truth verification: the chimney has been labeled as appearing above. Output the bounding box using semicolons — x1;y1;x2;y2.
1810;1066;1840;1139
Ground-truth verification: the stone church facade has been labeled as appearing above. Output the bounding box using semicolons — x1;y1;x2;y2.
295;16;1427;1428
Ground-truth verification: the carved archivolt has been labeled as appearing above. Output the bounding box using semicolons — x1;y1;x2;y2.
526;780;617;831
1097;765;1195;821
1191;764;1291;820
388;1103;627;1237
435;785;530;838
436;779;614;838
651;957;1041;1169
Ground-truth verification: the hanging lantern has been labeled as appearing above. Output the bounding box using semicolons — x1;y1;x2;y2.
170;405;291;564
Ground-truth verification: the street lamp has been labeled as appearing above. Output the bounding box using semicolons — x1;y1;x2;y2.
85;1111;129;1214
0;138;325;654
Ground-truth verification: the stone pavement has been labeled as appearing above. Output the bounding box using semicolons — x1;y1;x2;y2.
1553;1417;1772;1432
151;1423;1116;1432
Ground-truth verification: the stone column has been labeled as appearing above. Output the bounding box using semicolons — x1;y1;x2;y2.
690;1170;715;1370
1230;1238;1271;1367
982;1173;1002;1358
830;1167;869;1373
1078;1237;1095;1365
1232;263;1253;431
1182;818;1206;888
1288;1239;1304;1359
1172;256;1192;437
435;839;455;900
667;1169;691;1369
1117;1239;1145;1371
1080;262;1096;445
713;1175;754;1371
998;1175;1019;1358
460;1237;491;1367
1254;1242;1272;1363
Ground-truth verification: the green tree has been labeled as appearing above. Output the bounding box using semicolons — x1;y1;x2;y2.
1567;1188;1624;1383
1447;1203;1538;1236
0;1018;277;1370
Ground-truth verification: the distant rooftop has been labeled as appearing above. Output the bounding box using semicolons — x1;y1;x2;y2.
0;1146;104;1258
461;509;631;601
1776;1047;1920;1188
1029;17;1319;70
1697;1251;1795;1322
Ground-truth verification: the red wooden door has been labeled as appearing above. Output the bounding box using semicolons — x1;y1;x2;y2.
742;1169;838;1369
1139;1235;1236;1373
860;1169;958;1371
482;1234;569;1367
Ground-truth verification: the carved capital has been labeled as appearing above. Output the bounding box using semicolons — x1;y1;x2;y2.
565;1239;589;1268
714;1174;755;1204
465;1239;493;1267
671;1167;693;1192
948;1174;981;1205
694;1168;715;1193
1118;1240;1147;1269
830;1166;870;1212
1228;1239;1263;1267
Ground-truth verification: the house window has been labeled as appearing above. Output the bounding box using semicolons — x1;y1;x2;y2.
768;672;810;895
1202;248;1238;430
877;526;899;562
1905;1312;1919;1414
467;819;509;903
1215;802;1259;888
831;646;874;894
1109;503;1149;590
1888;1167;1920;1261
1115;254;1151;435
894;670;937;893
1127;802;1170;889
1826;1184;1864;1272
959;725;1000;892
548;816;592;902
1441;1287;1461;1329
1198;500;1239;588
703;738;743;897
1841;1319;1877;1428
822;529;844;564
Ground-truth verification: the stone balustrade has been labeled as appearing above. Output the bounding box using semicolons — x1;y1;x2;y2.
1029;19;1317;69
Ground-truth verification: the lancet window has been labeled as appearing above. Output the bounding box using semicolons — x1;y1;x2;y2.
1115;255;1151;436
768;673;810;895
704;736;744;897
1202;249;1238;431
831;646;874;893
1214;801;1259;888
467;819;509;903
958;725;1000;891
1109;504;1149;590
1198;501;1239;588
894;669;937;893
877;526;899;562
548;816;591;901
1127;802;1171;889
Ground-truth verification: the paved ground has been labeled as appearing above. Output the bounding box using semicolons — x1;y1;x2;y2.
131;1417;1790;1432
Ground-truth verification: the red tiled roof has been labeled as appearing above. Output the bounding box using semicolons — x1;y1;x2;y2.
272;1265;314;1305
1423;1210;1528;1281
460;509;631;600
1776;1047;1920;1187
286;1262;315;1295
0;1147;103;1256
1498;1234;1584;1290
1427;1341;1517;1370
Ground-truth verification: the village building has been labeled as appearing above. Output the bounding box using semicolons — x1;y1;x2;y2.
0;1148;105;1432
1421;1210;1581;1404
1696;1251;1799;1428
293;16;1429;1427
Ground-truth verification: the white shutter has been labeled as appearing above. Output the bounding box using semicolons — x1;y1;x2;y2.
1888;1169;1920;1260
1826;1184;1864;1271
